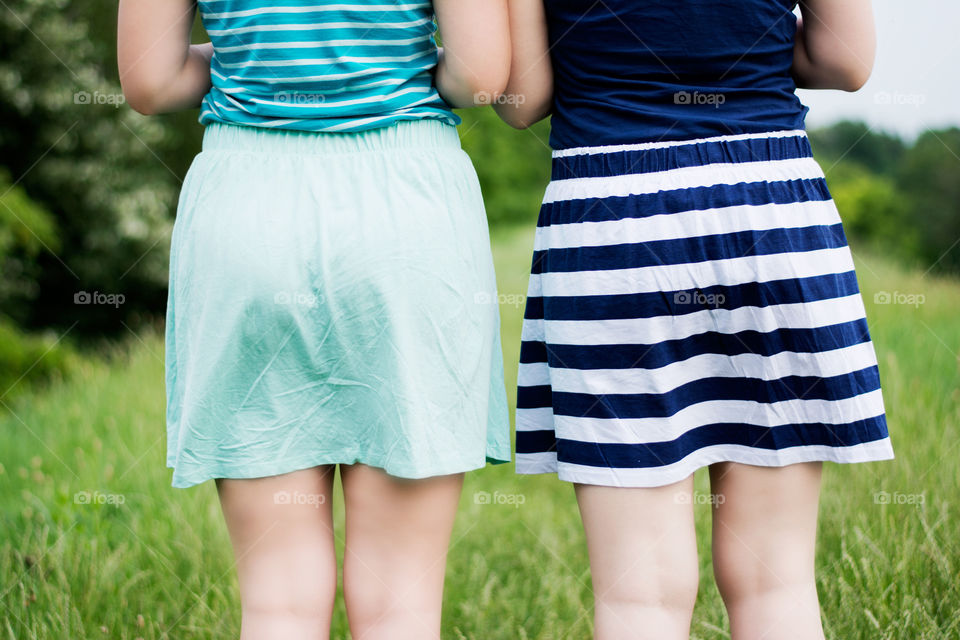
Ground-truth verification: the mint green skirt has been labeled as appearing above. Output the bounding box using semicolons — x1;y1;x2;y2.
165;119;511;488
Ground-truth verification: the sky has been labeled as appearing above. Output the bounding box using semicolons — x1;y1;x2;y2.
798;0;960;140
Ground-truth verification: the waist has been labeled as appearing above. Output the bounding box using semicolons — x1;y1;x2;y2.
201;118;462;155
549;130;815;181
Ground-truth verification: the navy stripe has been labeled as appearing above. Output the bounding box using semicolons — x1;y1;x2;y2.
519;319;873;369
531;223;848;274
524;271;859;321
539;178;832;227
540;415;890;467
551;135;813;180
517;366;881;415
515;429;557;454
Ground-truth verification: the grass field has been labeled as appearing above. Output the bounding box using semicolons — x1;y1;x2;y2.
1;225;958;639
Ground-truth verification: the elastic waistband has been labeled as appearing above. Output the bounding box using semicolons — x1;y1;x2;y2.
201;118;461;155
550;130;814;181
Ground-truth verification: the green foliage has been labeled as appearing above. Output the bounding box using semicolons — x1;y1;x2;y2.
456;107;552;228
0;168;60;324
813;122;960;275
809;120;906;177
895;128;960;274
0;316;76;404
0;0;192;335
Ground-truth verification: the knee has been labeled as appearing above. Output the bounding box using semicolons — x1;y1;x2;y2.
713;555;816;610
596;561;700;616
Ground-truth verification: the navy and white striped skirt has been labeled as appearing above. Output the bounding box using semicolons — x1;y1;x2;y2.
515;130;894;487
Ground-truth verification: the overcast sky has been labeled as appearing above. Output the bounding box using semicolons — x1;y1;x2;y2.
798;0;960;140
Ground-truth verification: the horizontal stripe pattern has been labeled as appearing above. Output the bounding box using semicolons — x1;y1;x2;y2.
196;0;458;132
516;130;893;486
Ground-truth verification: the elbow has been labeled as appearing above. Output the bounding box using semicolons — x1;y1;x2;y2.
465;73;510;107
119;75;165;115
838;65;872;92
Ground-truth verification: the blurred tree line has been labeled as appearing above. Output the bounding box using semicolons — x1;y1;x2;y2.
1;1;958;397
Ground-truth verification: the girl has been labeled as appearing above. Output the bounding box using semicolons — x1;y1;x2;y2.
497;0;893;638
117;1;510;638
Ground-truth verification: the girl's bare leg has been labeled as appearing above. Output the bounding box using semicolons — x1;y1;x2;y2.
709;461;825;640
340;464;463;640
574;475;699;640
215;465;337;640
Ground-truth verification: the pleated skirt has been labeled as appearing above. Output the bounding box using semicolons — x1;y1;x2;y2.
165;119;511;488
515;129;894;487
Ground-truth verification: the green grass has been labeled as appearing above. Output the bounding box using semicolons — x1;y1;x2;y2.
1;226;958;639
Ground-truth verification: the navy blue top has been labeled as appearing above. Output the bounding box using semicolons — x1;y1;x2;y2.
544;0;808;149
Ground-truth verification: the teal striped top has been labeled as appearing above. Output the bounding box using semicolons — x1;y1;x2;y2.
196;0;460;132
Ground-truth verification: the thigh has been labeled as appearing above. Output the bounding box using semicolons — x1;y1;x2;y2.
574;476;699;639
215;466;337;633
709;461;822;590
340;464;464;640
709;462;824;639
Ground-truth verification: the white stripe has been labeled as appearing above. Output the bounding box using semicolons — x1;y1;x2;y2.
216;50;434;69
549;391;886;445
534;200;841;251
214;35;431;53
205;18;432;36
552;129;809;159
534;245;856;298
521;293;869;346
543;157;825;204
517;438;895;487
514;451;558;474
247;85;432;109
518;341;879;396
202;4;430;19
212;63;433;84
516;389;886;445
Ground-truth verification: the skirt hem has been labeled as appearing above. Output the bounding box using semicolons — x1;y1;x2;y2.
515;438;894;487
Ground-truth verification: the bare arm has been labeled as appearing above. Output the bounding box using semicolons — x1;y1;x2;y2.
434;0;511;108
494;0;552;129
792;0;876;91
117;0;213;115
